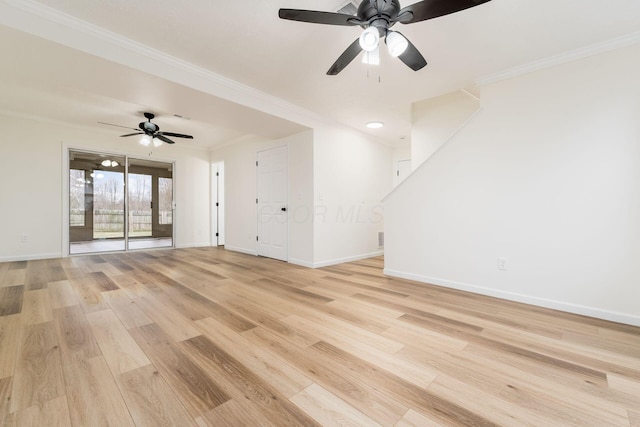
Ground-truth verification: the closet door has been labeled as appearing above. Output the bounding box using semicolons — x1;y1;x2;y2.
256;146;288;261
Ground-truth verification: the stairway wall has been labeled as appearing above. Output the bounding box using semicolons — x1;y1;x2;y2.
383;44;640;325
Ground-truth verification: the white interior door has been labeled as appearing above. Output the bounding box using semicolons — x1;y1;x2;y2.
396;159;412;186
257;146;288;261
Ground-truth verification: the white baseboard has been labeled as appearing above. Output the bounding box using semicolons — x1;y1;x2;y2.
222;251;383;269
288;258;315;268
175;242;211;249
313;251;384;269
384;268;640;327
224;246;258;256
0;252;62;262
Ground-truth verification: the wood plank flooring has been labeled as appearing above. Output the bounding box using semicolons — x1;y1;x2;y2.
1;248;639;426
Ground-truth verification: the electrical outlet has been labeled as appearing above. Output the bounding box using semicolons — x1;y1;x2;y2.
21;234;29;243
498;257;508;271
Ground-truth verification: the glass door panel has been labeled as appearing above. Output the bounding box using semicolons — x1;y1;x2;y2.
93;169;125;240
128;158;173;250
159;177;173;226
128;173;152;238
69;151;126;254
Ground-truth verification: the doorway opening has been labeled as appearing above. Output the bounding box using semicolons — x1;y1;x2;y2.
395;159;411;186
68;150;174;255
211;161;225;247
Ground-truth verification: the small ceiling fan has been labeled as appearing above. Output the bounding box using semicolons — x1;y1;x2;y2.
99;112;193;146
279;0;492;75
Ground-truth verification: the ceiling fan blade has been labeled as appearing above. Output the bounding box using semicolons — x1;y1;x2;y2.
120;132;144;137
398;0;491;24
327;39;363;76
158;131;193;139
394;33;428;71
98;121;138;131
155;134;176;145
279;9;359;26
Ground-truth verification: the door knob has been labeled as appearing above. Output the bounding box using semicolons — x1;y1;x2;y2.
281;207;287;212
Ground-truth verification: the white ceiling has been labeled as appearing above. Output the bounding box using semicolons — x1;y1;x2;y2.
1;0;640;148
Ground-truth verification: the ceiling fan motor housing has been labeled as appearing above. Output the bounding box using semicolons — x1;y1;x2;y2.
140;122;159;133
139;112;160;134
358;0;401;34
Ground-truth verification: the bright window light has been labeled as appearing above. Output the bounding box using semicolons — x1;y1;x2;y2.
362;46;380;65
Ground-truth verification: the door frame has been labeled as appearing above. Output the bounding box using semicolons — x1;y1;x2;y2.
127;158;174;241
63;145;176;256
211;161;225;247
395;158;412;186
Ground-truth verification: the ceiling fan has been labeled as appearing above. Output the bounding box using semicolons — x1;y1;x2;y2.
279;0;492;75
99;112;193;146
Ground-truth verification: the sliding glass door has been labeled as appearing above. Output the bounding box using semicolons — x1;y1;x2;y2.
69;150;173;255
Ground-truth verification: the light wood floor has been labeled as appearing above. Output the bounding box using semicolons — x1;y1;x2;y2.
1;248;639;426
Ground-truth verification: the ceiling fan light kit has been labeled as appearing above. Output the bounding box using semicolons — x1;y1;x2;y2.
139;134;152;146
359;27;380;51
386;31;408;57
101;159;119;167
279;0;492;75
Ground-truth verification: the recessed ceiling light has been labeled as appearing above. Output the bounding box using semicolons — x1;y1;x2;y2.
366;121;384;129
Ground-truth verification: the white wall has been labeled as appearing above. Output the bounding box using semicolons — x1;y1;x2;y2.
384;44;640;326
211;126;394;268
288;134;315;265
313;126;393;266
1;115;63;260
210;131;315;265
173;149;211;248
411;91;480;169
0;114;212;261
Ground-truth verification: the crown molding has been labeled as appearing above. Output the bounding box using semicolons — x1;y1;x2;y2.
0;108;102;133
476;30;640;87
1;0;334;129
